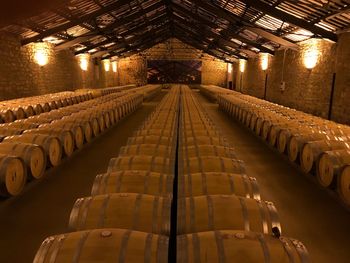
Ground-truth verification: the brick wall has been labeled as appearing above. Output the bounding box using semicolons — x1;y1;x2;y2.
235;35;350;124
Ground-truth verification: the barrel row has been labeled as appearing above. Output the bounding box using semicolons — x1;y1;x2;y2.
0;91;93;123
76;84;137;98
180;85;309;263
33;85;179;263
199;84;236;102
0;91;145;197
215;86;350;207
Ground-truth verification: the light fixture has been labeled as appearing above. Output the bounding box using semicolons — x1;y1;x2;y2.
112;61;118;73
33;42;49;66
103;59;110;72
261;53;269;71
303;39;319;69
228;63;233;74
239;59;246;73
77;54;90;71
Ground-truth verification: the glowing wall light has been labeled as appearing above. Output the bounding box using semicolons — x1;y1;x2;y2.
239;59;246;73
77;54;90;71
33;42;49;66
227;63;233;74
112;61;118;73
103;59;110;72
303;39;319;69
261;53;269;71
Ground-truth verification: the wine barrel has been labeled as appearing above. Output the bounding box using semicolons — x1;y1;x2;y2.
127;136;175;147
181;136;227;147
338;165;350;206
317;149;350;188
23;105;35;117
107;155;174;175
24;129;74;157
181;145;236;159
42;123;84;149
135;129;175;137
69;193;171;234
177;230;309;263
178;172;260;199
177;195;280;235
181;129;219;138
182;157;245;175
91;171;173;196
300;140;349;173
33;104;43;115
0;142;46;179
33;229;169;263
13;107;26;120
0;109;15;123
4;134;62;167
119;144;174;158
0;127;23;136
58;118;93;143
6;121;38;130
288;133;331;162
0;154;27;196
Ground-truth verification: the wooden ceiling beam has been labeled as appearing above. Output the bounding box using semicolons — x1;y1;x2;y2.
21;0;132;45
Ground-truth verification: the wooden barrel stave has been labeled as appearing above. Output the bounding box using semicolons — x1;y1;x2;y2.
178;172;260;200
0;154;27;196
91;171;173;196
177;230;309;263
4;134;62;167
107;155;174;175
33;229;169;263
177;195;280;235
0;142;46;179
69;193;171;235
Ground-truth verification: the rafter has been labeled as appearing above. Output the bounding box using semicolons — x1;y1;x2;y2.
75;13;169;55
171;2;274;54
242;0;338;41
22;0;133;45
53;0;165;50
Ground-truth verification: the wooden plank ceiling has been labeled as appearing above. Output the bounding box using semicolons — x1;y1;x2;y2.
1;0;350;62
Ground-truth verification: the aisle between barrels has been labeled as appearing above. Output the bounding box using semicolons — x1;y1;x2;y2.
0;91;167;263
195;90;350;263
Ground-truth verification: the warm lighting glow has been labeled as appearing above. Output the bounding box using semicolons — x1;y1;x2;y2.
304;48;319;69
303;39;320;69
77;54;90;71
227;63;233;74
103;59;110;72
261;53;269;71
239;59;246;73
33;42;49;66
112;61;118;73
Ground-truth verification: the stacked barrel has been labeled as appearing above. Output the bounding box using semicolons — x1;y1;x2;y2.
77;84;162;100
0;90;145;197
199;84;235;102
210;85;350;207
0;91;94;123
180;86;309;262
32;86;180;263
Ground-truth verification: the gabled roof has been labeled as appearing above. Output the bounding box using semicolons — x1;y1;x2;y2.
2;0;349;62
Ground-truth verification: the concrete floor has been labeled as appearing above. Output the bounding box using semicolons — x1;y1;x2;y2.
195;91;350;263
0;91;166;263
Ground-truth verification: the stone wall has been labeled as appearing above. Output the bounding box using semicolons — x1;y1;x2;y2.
144;38;228;86
0;32;121;101
235;35;350;124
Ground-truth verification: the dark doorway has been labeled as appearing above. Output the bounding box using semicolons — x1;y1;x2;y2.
147;60;202;84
